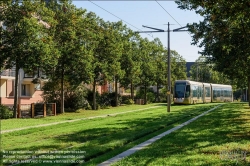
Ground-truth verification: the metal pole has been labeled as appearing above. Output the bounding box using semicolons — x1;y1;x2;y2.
136;24;188;112
167;22;171;112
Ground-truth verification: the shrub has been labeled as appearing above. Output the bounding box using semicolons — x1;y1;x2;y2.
42;81;90;112
98;92;111;109
135;87;156;104
86;89;101;110
108;92;122;107
121;96;134;105
97;92;122;108
0;105;13;119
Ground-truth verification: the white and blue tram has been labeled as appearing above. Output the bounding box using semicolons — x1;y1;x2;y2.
174;80;233;104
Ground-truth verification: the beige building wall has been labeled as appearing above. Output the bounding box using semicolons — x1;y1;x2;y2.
0;80;6;97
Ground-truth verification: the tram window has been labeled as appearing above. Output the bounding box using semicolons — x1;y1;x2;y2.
175;83;186;98
185;85;190;97
213;89;217;98
205;87;210;97
192;85;197;97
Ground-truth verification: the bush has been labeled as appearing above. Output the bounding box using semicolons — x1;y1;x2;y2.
0;105;13;119
98;92;111;109
64;85;89;111
98;92;122;108
42;81;90;113
121;96;134;105
108;92;122;107
135;87;156;104
86;89;101;110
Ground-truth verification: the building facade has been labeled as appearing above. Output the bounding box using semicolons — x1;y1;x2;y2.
0;68;44;107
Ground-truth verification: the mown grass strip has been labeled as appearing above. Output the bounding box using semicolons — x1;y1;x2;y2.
1;106;161;134
98;104;223;166
112;103;250;166
1;104;161;131
1;103;220;166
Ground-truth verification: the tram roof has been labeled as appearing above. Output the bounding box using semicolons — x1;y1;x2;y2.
175;80;232;88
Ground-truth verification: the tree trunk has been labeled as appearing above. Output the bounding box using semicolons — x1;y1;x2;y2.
92;79;97;110
60;68;64;114
144;84;147;105
130;81;134;100
248;76;250;106
115;77;118;107
13;66;19;118
156;82;160;102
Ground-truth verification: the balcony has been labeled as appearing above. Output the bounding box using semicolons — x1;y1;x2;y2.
23;70;48;83
0;69;15;80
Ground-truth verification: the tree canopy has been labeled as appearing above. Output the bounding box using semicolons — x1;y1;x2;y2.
1;1;189;114
176;0;250;105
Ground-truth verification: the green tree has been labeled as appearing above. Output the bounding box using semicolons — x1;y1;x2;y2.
103;21;125;107
158;49;187;102
138;38;157;104
46;1;94;113
90;18;124;109
120;31;142;101
189;56;231;84
171;50;187;91
151;38;165;102
0;0;58;118
176;0;250;105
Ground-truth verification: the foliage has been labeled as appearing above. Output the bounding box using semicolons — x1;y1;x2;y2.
86;89;101;110
160;87;173;103
176;0;250;105
98;92;122;108
121;96;134;105
189;56;231;84
135;87;155;104
64;84;90;111
0;0;59;117
0;105;13;119
120;30;142;100
0;0;190;114
42;81;90;112
45;1;95;113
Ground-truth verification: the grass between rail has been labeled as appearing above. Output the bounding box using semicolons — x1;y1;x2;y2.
1;103;220;166
112;102;250;166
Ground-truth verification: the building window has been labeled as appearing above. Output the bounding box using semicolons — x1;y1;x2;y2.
8;80;15;96
21;84;30;96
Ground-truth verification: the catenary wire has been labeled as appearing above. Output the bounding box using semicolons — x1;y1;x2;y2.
155;0;182;27
88;0;154;38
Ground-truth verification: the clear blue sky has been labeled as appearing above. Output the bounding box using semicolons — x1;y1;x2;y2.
72;1;203;62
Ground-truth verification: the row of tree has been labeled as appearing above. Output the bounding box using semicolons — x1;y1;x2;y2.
176;0;250;105
0;0;187;117
190;56;232;85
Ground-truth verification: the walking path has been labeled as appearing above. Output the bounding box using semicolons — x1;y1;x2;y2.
98;104;223;166
1;106;160;134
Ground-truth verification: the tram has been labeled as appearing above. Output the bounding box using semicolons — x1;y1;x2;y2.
174;80;233;104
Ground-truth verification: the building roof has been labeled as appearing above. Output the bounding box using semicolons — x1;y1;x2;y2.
186;62;195;78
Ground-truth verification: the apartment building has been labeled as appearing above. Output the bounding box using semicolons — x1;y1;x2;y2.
0;68;45;107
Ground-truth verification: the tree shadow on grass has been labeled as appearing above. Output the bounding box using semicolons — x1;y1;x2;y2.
113;103;250;166
3;103;248;166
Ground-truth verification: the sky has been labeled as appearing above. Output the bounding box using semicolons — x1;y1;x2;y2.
72;1;203;62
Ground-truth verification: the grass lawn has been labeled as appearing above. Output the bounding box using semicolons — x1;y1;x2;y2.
1;103;221;166
112;102;250;166
1;104;161;131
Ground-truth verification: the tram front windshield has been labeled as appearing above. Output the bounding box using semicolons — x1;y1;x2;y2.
175;82;186;98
